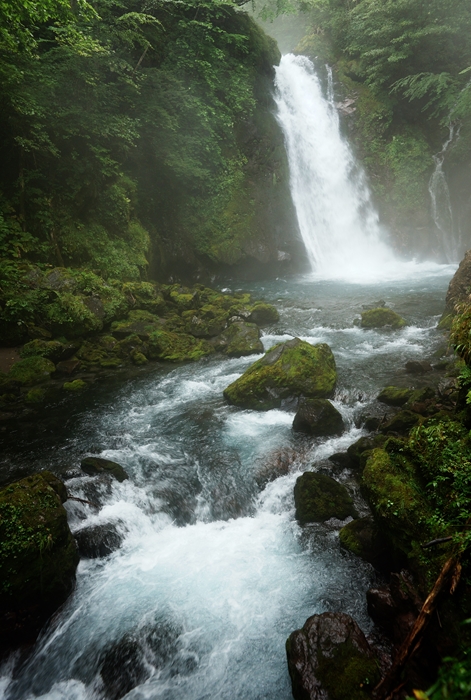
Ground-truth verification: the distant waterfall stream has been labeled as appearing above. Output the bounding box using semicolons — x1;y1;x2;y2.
274;54;395;282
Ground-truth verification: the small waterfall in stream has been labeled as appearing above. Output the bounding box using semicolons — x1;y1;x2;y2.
274;54;395;282
428;124;461;262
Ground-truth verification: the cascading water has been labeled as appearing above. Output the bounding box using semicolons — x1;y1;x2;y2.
428;124;461;262
274;54;395;282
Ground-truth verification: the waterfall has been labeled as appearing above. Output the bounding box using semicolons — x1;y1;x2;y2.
428;124;460;262
274;54;395;282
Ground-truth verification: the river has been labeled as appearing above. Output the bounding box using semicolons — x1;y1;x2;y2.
0;55;458;700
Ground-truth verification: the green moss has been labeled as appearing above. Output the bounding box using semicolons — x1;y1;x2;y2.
214;321;263;357
377;386;414;407
223;338;337;410
46;291;104;337
111;309;161;339
131;350;148;366
316;641;380;700
9;356;56;385
25;387;49;404
294;472;358;524
63;379;87;391
0;472;78;605
182;304;229;337
361;308;407;329
20;339;66;363
147;329;213;362
248;302;279;326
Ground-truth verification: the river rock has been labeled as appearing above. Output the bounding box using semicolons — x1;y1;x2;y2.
405;360;433;374
339;517;389;569
212;321;263;357
147;329;213;362
99;635;149;700
286;612;380;700
111;310;162;340
81;456;129;482
75;522;124;558
367;570;422;643
346;436;375;471
293;398;344;437
223;338;337;410
247;302;279;326
0;472;78;651
380;410;420;435
294;472;357;524
377;386;413;407
360;308;406;329
8;356;56;385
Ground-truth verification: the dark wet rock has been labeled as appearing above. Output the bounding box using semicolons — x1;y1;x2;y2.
75;523;123;558
346;437;375;472
223;338;337;411
8;356;56;385
247;302;279;326
255;448;297;488
360;308;406;330
81;457;129;482
212;321;263;357
0;472;78;651
328;452;352;469
377;386;414;407
294;472;358;524
286;612;380;700
405;360;433;374
99;635;149;700
367;570;422;643
362;300;386;311
380;410;420;435
339;517;389;569
55;358;82;375
293;398;344;437
363;415;382;431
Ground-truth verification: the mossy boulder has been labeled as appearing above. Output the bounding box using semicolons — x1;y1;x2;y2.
286;612;380;700
46;292;104;337
25;387;50;404
293;398;345;437
339;517;388;568
248;302;279;326
347;437;375;472
0;472;78;649
213;321;264;357
122;281;166;315
361;449;438;572
377;386;414;407
380;410;421;435
111;310;162;340
223;338;337;410
9;356;56;385
182;304;229;338
147;329;213;362
294;472;358;524
360;308;406;329
81;457;128;482
20;339;75;363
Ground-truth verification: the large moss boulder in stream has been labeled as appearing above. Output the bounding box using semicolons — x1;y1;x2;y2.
294;472;358;524
147;329;213;362
293;398;344;437
223;338;337;410
360;308;406;329
286;612;380;700
377;386;414;407
0;472;78;649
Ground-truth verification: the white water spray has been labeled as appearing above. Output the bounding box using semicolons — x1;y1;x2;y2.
428;124;460;262
274;54;396;282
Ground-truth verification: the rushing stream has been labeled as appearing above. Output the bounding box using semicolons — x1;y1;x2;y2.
0;55;459;700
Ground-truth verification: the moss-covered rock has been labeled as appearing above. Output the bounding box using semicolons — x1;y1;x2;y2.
0;472;78;649
9;356;56;385
223;338;337;410
377;386;414;407
339;517;388;568
286;612;380;700
81;457;128;482
63;379;87;392
294;472;358;524
25;387;50;404
20;339;75;363
122;281;166;316
248;302;279;326
130;349;148;366
111;309;162;340
147;329;213;362
380;410;421;435
361;448;437;569
361;308;406;329
293;398;345;437
46;292;104;337
213;321;263;357
347;436;376;472
182;304;229;338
